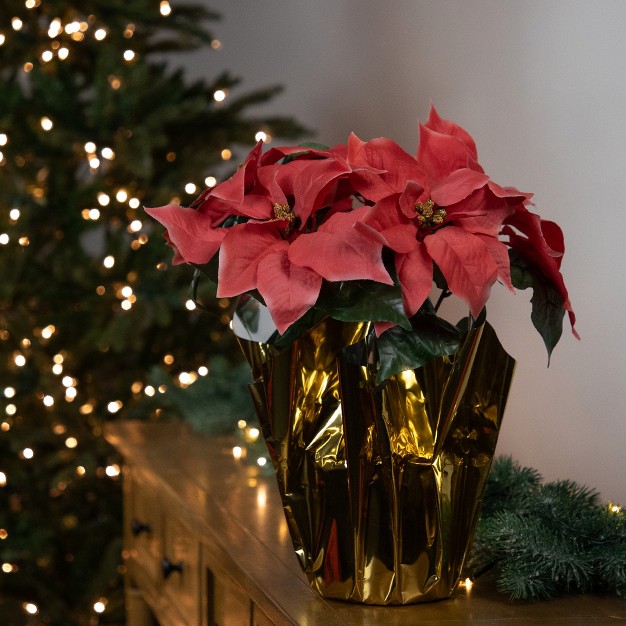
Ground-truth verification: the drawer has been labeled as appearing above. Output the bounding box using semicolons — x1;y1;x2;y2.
162;508;199;625
125;468;162;593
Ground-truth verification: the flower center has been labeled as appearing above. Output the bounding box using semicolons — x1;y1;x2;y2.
273;203;296;234
415;199;446;228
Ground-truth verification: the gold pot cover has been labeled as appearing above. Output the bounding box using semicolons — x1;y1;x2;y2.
238;317;515;605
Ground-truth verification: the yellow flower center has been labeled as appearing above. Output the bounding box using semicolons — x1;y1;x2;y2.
415;199;446;227
273;203;295;222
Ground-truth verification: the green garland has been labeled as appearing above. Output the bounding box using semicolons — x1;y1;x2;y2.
468;457;626;600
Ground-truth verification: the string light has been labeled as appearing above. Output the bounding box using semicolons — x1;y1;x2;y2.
48;19;62;38
84;141;96;153
22;448;34;459
0;34;5;46
123;50;135;62
204;176;217;187
159;1;172;16
103;256;115;268
41;50;54;63
0;472;7;486
184;182;197;194
58;47;69;60
101;147;115;160
9;208;20;221
23;603;38;615
115;189;127;202
128;219;142;233
213;89;226;102
0;133;7;145
93;599;106;613
128;197;140;209
0;234;9;245
255;131;268;142
185;299;196;311
97;193;110;206
12;18;24;31
221;148;232;160
94;28;107;41
232;446;243;460
40;117;54;131
105;465;120;477
65;437;78;449
5;404;16;416
4;387;16;398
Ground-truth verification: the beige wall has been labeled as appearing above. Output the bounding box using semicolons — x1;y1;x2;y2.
183;0;626;503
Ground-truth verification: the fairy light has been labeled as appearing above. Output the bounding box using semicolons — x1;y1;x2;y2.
41;324;56;339
121;300;132;310
204;176;217;188
97;193;110;206
88;208;100;220
0;234;9;245
238;420;247;429
58;47;69;60
94;28;107;40
123;50;135;62
105;464;120;477
1;422;10;432
115;189;127;202
0;472;7;486
93;599;106;613
248;427;260;442
107;401;122;414
0;133;7;146
101;147;115;160
4;387;15;398
128;219;142;233
12;18;24;31
255;131;267;142
40;117;54;131
213;89;226;102
461;577;474;591
5;404;16;416
144;386;155;397
128;197;140;209
22;448;34;459
0;34;5;46
23;62;34;73
257;457;267;467
159;1;172;16
198;366;208;376
76;466;86;476
221;149;232;160
184;182;197;194
178;372;192;385
84;141;96;153
185;299;196;311
43;395;54;407
41;50;54;63
65;387;77;400
232;446;243;460
23;603;38;615
65;437;78;449
14;354;26;367
48;19;62;38
211;38;222;49
0;529;7;539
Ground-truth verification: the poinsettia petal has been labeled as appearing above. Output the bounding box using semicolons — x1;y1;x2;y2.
417;123;477;182
347;133;426;201
424;227;498;318
145;204;226;265
398;180;428;218
395;243;433;317
216;223;281;297
430;168;490;207
288;209;393;284
362;195;418;253
475;234;515;292
256;245;323;334
424;106;478;160
446;187;515;236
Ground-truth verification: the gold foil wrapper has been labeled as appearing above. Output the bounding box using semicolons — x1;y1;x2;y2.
238;317;515;605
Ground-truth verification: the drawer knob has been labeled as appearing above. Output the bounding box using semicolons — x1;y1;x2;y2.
131;519;152;536
162;557;184;579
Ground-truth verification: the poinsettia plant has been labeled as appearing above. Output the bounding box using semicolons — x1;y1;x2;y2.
146;107;577;382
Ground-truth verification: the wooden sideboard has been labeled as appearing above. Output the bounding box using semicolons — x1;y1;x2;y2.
105;421;626;625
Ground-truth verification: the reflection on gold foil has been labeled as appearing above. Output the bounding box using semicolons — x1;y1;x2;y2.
238;318;515;605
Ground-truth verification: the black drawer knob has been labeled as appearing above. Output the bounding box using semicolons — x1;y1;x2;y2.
162;557;183;579
131;519;152;536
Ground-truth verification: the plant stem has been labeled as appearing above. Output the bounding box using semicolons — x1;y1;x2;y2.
434;289;451;312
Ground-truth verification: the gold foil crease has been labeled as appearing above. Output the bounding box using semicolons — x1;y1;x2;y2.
238;317;515;605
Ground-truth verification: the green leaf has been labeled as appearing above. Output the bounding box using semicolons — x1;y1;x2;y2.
509;250;565;361
268;306;328;349
281;141;330;164
375;308;463;383
316;279;411;330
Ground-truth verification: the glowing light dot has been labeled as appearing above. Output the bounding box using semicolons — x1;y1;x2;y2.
5;404;16;416
185;299;196;311
2;563;13;573
95;28;107;40
255;131;267;142
14;354;26;367
24;62;33;73
41;324;56;339
9;208;20;220
12;18;24;31
184;182;197;194
128;219;142;232
102;147;115;160
0;35;5;46
84;141;96;153
198;366;208;376
213;89;226;102
204;176;217;188
89;157;100;168
93;600;106;613
79;404;93;415
238;420;247;429
52;363;63;375
232;446;243;460
0;134;7;146
248;427;260;441
103;255;115;268
221;148;232;160
178;372;192;385
1;422;10;432
107;401;122;413
62;376;73;387
58;47;69;60
159;1;172;16
128;197;140;209
97;193;110;206
105;465;120;477
40;117;53;131
121;300;132;310
0;472;6;486
23;603;38;615
89;208;100;220
463;577;474;590
41;50;54;62
23;448;34;459
257;457;267;467
53;353;64;364
4;387;15;398
65;437;78;449
65;387;77;400
0;529;7;539
43;395;54;407
211;39;222;49
115;189;128;203
144;386;155;397
26;0;37;8
123;50;135;62
0;234;9;245
76;466;86;476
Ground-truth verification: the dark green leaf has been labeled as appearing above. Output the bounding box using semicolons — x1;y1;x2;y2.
268;306;328;349
281;142;330;163
375;309;463;383
316;279;411;330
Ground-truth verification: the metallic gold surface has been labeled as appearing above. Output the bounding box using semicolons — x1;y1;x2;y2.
238;318;515;605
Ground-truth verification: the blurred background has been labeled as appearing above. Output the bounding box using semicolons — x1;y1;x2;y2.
1;0;624;622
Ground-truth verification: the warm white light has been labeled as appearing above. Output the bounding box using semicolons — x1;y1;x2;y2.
213;89;226;102
128;219;142;232
102;147;115;160
232;446;243;460
0;133;7;146
248;427;260;441
2;563;13;573
22;448;34;459
4;387;15;398
89;157;100;169
121;286;133;298
198;366;208;376
61;376;74;388
237;419;247;429
97;192;110;206
40;117;53;131
103;255;115;268
14;354;26;367
93;600;106;613
0;472;6;486
123;50;135;62
184;182;197;194
204;176;217;188
52;363;63;375
159;1;172;16
64;21;80;34
0;234;9;245
144;386;155;397
9;208;20;221
185;299;196;311
65;387;77;400
65;437;78;449
84;141;96;153
463;577;474;590
25;0;38;8
23;602;38;615
178;372;192;385
115;189;127;202
41;324;55;339
12;18;24;31
128;197;140;209
41;50;53;63
105;465;120;477
48;19;62;38
43;395;54;407
5;404;16;416
120;300;132;310
257;457;267;467
221;148;232;160
255;131;267;142
94;28;107;41
58;47;69;60
0;34;5;46
88;208;100;220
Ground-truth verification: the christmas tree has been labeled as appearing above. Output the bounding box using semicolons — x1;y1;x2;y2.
0;0;307;622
